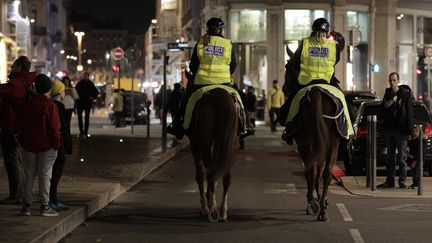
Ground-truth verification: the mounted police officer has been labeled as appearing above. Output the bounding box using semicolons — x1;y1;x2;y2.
280;17;342;144
167;17;237;139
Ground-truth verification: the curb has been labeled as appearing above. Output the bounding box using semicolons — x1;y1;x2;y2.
30;140;188;243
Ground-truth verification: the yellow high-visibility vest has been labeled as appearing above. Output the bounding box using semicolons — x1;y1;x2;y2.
298;37;336;85
195;36;232;85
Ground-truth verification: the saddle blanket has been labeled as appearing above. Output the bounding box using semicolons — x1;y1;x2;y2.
183;85;244;130
285;84;354;138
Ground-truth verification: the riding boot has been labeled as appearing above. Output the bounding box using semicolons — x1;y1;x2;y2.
278;92;295;126
281;129;294;145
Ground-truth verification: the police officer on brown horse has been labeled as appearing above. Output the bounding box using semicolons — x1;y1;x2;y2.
167;17;237;139
280;17;343;144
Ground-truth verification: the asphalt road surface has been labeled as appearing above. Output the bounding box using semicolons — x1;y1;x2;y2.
63;129;432;243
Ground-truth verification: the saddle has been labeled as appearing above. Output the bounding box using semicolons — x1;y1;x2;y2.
182;85;245;132
284;84;354;139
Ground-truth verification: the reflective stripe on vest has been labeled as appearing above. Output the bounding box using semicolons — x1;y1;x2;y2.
195;36;232;85
298;38;336;85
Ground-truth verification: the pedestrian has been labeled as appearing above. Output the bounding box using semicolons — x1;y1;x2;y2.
0;56;37;204
267;79;285;133
61;76;78;126
166;17;237;139
245;86;257;128
48;80;72;211
167;83;185;143
407;125;420;189
75;72;99;138
111;89;124;128
236;85;248;150
377;72;414;189
17;74;61;216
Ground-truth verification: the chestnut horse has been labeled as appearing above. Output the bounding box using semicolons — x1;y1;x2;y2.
285;47;341;222
187;88;239;222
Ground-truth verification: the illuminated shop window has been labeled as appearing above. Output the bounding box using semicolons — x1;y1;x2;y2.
162;0;177;10
230;10;267;42
284;10;329;41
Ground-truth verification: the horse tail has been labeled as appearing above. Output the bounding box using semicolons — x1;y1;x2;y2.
310;88;329;163
208;89;238;179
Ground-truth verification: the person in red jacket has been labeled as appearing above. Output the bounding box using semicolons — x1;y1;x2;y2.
0;56;37;204
17;74;61;217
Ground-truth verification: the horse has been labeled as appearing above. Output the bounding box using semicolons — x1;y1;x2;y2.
284;46;342;222
187;88;239;222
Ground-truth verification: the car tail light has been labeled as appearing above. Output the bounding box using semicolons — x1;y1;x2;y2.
356;126;368;137
423;124;432;138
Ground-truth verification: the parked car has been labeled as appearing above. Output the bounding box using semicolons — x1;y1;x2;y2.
343;100;432;176
109;91;150;125
344;90;380;122
338;91;380;160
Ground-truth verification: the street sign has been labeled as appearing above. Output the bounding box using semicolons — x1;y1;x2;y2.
113;47;124;60
168;42;190;51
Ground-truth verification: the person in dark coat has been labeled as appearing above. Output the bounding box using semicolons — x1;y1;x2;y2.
378;72;414;189
49;80;72;211
245;86;257;128
0;56;37;204
74;72;99;138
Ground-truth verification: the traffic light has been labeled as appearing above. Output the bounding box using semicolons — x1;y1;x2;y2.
112;64;120;72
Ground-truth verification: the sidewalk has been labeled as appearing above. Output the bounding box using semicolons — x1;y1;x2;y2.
0;122;187;243
1;114;432;242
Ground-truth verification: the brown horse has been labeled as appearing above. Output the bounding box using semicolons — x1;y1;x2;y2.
285;47;341;222
187;88;239;222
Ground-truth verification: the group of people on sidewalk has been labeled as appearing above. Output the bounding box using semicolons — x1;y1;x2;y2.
0;56;98;217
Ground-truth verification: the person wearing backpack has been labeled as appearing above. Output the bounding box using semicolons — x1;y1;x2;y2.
0;56;37;205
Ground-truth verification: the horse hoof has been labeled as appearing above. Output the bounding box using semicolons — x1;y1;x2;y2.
199;207;209;216
306;199;320;215
208;208;220;222
219;216;228;222
317;214;329;222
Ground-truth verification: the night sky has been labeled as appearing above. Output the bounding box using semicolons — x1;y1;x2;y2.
70;0;156;34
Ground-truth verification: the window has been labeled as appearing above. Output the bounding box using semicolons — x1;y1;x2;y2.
230;10;267;42
284;10;330;41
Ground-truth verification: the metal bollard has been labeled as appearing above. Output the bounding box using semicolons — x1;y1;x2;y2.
371;115;377;191
418;125;423;196
366;116;372;188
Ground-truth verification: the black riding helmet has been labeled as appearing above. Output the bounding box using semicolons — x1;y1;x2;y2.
312;18;330;33
206;17;224;33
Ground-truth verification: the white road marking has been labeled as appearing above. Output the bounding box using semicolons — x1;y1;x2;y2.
349;229;365;243
263;183;297;194
181;182;198;193
336;203;353;221
245;156;253;161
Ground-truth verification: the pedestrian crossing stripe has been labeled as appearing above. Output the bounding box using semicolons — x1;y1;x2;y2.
180;182;297;194
263;183;297;194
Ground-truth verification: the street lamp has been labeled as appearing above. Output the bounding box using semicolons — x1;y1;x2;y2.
74;31;85;72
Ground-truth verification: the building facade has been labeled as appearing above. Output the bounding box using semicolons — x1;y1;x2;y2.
172;0;432;101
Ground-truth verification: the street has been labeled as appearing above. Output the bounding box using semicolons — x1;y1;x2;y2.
62;126;432;243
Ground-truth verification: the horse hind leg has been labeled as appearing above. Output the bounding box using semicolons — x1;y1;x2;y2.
305;162;320;215
317;150;337;222
219;172;232;222
192;148;209;216
206;175;219;222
